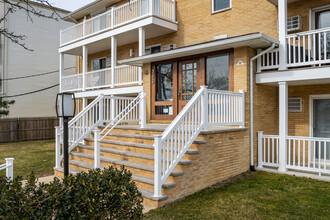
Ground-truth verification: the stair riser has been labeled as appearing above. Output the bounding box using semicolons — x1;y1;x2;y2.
135;181;174;195
77;147;194;169
83;140;198;161
103;128;163;136
91;134;203;149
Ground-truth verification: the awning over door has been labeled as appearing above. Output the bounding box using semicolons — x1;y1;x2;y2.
118;33;279;66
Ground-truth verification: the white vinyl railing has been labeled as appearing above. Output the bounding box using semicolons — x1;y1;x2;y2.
86;68;112;90
61;65;140;92
0;158;14;181
60;0;176;46
257;28;330;71
153;87;245;197
258;132;330;176
55;93;146;170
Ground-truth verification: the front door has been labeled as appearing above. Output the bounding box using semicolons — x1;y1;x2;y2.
178;59;200;111
313;98;330;160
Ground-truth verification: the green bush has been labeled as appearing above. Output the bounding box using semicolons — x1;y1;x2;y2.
0;167;143;219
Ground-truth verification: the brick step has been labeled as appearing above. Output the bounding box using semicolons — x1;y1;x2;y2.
101;127;164;137
54;166;168;205
84;138;200;157
94;132;206;147
76;144;193;168
68;155;184;181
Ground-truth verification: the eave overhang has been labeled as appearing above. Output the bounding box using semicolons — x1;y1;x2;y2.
118;33;279;66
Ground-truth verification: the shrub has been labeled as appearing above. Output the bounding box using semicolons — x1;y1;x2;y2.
0;167;143;219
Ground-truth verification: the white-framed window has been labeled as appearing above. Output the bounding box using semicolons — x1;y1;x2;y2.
212;0;231;14
91;57;106;71
145;44;161;55
310;4;330;30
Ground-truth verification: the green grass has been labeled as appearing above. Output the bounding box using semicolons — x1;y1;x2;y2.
0;140;55;178
145;172;330;220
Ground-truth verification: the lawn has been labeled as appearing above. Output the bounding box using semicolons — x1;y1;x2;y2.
145;172;330;220
0;140;55;178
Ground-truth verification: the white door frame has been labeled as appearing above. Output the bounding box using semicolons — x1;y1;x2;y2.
309;94;330;138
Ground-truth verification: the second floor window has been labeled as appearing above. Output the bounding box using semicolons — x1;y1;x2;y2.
213;0;231;13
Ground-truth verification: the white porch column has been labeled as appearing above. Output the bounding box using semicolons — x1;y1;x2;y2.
138;27;145;85
111;36;117;88
59;53;64;92
278;0;288;70
139;91;146;128
149;0;154;15
278;82;288;172
82;45;88;91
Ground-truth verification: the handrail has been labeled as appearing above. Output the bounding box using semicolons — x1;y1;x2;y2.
286;26;330;38
100;92;146;140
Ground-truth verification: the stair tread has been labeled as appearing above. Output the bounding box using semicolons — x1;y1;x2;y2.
139;188;168;201
77;144;193;165
84;139;200;155
104;133;206;144
69;155;184;177
54;167;80;175
132;174;176;189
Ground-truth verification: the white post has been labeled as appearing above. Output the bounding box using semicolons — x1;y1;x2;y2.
111;36;117;88
55;126;61;169
5;158;14;181
200;86;208;131
239;90;245;128
94;129;101;169
82;45;88;91
149;0;154;15
82;98;87;109
154;135;162;197
140;91;146;128
111;7;115;28
278;0;288;70
256;49;262;73
83;17;86;37
99;96;104;123
172;0;175;21
257;131;264;169
278;82;288;172
138;27;145;86
59;53;64;92
110;95;115;123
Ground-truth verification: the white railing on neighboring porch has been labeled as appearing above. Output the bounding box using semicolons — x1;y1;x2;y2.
55;93;146;170
61;65;140;92
0;158;14;181
258;132;330;176
257;27;330;71
153;86;245;197
60;0;176;46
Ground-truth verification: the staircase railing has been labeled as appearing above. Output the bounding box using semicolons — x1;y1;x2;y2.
153;86;245;197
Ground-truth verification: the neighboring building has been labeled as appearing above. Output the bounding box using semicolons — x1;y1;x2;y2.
54;0;330;208
0;0;75;118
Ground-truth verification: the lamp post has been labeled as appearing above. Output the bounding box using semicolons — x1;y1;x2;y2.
56;93;76;177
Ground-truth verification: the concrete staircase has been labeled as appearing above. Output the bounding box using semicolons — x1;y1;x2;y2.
54;125;206;208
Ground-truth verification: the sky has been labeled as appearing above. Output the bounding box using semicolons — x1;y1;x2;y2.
49;0;96;12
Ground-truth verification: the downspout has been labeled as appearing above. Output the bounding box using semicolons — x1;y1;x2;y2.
249;43;276;171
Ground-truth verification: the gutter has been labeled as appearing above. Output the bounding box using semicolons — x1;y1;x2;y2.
68;15;78;24
249;42;276;171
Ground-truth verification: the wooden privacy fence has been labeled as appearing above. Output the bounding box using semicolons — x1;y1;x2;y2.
0;118;59;143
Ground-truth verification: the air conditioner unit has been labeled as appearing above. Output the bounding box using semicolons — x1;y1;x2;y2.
287;15;302;32
162;44;177;52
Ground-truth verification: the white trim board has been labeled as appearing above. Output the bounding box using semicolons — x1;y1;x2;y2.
256;66;330;86
74;86;143;98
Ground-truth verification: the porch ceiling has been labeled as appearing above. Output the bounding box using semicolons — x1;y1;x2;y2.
119;33;279;66
267;0;302;6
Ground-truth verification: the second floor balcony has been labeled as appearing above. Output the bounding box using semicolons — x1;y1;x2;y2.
60;0;176;47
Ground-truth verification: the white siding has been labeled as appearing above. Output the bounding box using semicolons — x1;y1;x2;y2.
3;3;75;118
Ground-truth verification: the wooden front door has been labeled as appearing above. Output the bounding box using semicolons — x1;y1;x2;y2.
178;59;200;111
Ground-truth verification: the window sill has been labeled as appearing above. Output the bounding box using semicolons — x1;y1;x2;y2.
211;7;231;15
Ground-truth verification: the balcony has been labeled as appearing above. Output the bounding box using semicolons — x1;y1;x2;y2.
61;65;140;92
257;27;330;72
60;0;176;47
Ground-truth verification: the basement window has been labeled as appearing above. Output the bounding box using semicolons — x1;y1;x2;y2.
288;98;302;112
212;0;231;14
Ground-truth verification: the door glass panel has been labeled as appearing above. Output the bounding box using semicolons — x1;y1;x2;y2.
156;64;173;101
186;70;193;93
206;54;229;90
313;99;330;159
181;62;197;101
315;10;330;60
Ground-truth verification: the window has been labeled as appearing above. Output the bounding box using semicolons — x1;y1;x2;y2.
212;0;231;13
92;57;106;71
156;64;173;101
145;45;161;55
206;54;229;90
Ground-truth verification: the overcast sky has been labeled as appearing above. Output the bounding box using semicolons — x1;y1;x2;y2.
49;0;96;11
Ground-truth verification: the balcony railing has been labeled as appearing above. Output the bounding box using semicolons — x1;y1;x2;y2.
60;0;176;46
257;27;330;72
61;65;140;92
